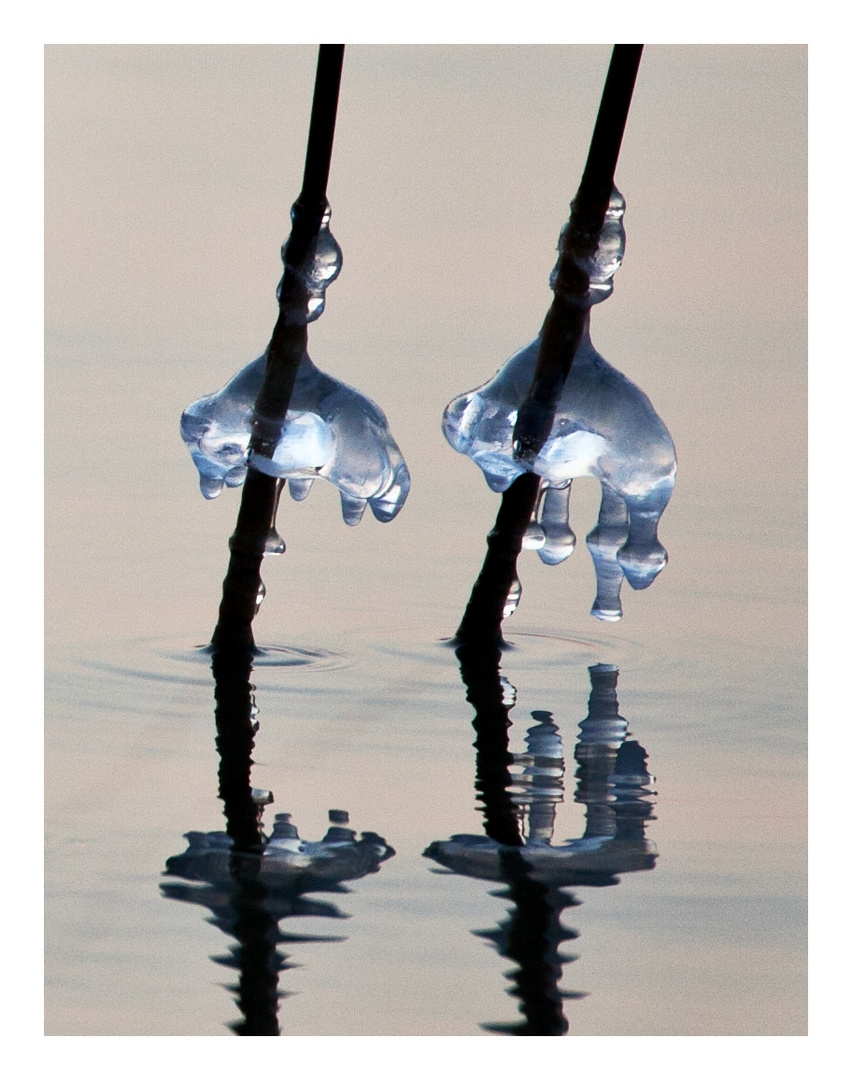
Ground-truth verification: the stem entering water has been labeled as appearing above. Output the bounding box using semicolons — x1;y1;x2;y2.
212;45;345;651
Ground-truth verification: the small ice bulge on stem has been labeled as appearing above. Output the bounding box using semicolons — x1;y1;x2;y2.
277;204;343;324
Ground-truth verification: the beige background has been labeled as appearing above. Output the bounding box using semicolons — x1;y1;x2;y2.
45;46;806;1036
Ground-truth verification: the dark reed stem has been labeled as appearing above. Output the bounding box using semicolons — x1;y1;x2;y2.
456;643;524;846
212;648;265;853
455;473;541;646
513;44;642;458
210;648;281;1035
212;45;345;651
455;45;643;646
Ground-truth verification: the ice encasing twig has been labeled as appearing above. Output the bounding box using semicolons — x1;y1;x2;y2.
513;44;642;461
212;45;345;651
455;45;643;645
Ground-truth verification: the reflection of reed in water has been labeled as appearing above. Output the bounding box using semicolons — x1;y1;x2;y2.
424;653;656;1035
161;648;394;1035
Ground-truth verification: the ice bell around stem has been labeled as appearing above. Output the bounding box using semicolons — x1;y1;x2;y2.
277;203;342;323
442;199;675;619
180;351;410;526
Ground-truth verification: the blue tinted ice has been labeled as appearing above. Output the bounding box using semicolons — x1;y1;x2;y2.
442;189;675;620
551;187;626;305
277;204;342;323
181;352;410;526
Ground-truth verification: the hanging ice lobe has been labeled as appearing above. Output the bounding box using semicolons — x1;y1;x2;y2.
180;352;410;525
442;189;676;619
442;332;675;617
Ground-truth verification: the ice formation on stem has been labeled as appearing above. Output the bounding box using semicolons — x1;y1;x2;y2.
181;352;410;526
443;190;675;620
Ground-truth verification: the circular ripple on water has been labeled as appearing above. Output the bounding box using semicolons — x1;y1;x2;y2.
364;625;643;671
57;634;351;690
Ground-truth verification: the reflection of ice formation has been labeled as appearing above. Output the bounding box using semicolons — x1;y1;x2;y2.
425;659;657;1035
165;809;394;889
162;809;394;1036
426;666;656;884
443;190;676;620
181;353;410;525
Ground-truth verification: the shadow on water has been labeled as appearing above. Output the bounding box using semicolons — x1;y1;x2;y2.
424;651;657;1035
160;648;394;1035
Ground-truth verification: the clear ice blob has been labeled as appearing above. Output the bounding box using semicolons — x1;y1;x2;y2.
503;579;522;620
551;187;626;306
277;204;342;324
442;323;676;619
181;351;410;526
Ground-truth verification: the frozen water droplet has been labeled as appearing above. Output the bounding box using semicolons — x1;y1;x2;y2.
340;493;367;526
264;529;285;555
590;602;622;622
287;477;314;502
224;465;247;488
587;493;628;622
278;204;342;324
503;579;522;619
617;540;668;590
200;474;224;499
522;522;546;550
533;482;576;565
368;461;411;523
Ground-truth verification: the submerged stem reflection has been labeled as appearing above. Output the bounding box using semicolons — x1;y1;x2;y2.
425;652;657;1035
161;647;395;1035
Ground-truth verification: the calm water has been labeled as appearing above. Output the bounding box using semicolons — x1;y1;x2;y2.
45;45;806;1037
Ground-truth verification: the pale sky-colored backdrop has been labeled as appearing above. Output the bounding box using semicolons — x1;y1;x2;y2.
46;44;806;645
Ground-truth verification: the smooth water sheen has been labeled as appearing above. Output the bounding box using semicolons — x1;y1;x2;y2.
45;45;806;1038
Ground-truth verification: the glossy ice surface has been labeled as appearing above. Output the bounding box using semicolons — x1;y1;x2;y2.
277;204;342;323
551;187;626;306
181;353;410;525
443;331;676;618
